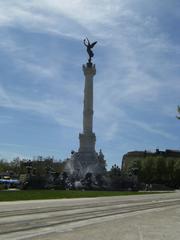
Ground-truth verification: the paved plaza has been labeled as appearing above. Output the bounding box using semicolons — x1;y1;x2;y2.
0;192;180;239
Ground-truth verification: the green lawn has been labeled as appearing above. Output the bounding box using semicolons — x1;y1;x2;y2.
0;190;166;201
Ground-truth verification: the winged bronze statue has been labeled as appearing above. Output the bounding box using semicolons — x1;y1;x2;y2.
83;38;97;63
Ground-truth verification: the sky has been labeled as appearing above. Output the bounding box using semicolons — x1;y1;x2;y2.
0;0;180;168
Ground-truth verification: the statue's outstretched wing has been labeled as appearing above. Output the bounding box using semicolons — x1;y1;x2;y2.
90;41;97;48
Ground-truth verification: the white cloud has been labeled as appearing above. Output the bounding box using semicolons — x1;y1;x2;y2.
0;1;129;40
17;60;57;78
0;0;174;112
0;85;12;106
0;116;13;124
127;119;177;141
104;122;120;141
0;0;179;163
0;84;81;129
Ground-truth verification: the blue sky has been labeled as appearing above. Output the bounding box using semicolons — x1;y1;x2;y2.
0;0;180;168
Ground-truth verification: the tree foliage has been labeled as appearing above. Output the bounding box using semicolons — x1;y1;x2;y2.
133;156;180;188
177;105;180;119
0;156;63;177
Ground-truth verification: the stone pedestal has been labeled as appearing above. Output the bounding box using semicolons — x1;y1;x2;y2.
79;133;96;153
65;151;106;178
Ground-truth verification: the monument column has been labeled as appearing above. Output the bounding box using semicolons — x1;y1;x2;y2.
83;64;96;134
64;38;106;177
79;63;96;153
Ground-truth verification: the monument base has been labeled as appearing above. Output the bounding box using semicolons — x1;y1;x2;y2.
64;150;106;178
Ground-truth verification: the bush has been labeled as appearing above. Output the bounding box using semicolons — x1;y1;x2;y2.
0;184;5;190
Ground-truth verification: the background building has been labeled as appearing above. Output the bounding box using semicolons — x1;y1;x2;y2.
121;149;180;172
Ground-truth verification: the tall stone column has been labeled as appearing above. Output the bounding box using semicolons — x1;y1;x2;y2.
79;63;96;153
64;40;106;178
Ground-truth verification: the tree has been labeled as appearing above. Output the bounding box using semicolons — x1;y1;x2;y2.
140;156;156;184
176;106;180;119
155;156;168;184
174;160;180;187
0;159;9;172
109;164;121;177
166;158;176;186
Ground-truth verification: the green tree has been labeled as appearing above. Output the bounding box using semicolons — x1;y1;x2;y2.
166;158;176;186
109;164;121;177
140;156;156;184
176;105;180;119
0;159;9;172
155;156;168;184
174;160;180;187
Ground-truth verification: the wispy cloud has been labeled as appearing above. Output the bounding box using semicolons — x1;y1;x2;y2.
127;119;177;140
0;84;81;129
0;116;13;124
0;0;179;164
17;60;57;78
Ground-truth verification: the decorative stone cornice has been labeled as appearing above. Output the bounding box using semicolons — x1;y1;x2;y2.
83;64;96;77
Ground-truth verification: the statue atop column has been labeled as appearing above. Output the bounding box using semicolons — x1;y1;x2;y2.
64;38;106;178
83;38;97;65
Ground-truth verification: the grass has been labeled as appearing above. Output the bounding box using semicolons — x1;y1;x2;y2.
0;190;167;202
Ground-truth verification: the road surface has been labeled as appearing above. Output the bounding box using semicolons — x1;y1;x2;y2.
0;191;180;239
